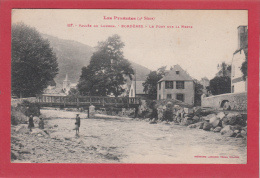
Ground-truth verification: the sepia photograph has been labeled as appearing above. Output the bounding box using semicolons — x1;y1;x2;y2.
10;9;248;164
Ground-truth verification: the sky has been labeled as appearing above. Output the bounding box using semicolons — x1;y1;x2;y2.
12;9;248;80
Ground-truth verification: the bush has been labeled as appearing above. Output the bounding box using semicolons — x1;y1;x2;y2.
11;100;40;125
16;100;40;117
11;106;28;125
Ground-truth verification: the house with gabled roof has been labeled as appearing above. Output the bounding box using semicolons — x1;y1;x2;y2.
157;64;195;105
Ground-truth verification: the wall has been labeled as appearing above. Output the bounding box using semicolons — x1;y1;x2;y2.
231;50;247;93
157;81;194;105
201;92;247;111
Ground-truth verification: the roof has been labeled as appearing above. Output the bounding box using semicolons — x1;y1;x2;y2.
158;64;193;82
132;81;146;95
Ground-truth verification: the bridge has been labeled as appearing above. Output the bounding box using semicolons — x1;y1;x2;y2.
36;94;141;109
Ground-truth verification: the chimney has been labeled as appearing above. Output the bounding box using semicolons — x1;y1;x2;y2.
237;26;248;50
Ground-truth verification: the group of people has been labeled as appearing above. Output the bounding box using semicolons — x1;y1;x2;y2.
28;113;81;135
28;115;44;131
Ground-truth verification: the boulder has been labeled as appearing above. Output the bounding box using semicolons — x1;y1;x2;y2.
198;122;204;129
230;125;242;131
216;112;225;120
221;117;229;127
31;128;47;136
241;130;247;137
192;116;200;122
226;113;241;125
235;133;243;138
213;127;222;132
188;124;197;128
149;121;157;124
194;107;202;116
203;122;212;131
15;124;29;134
209;115;220;128
200;117;207;122
180;117;193;126
205;114;216;121
234;130;240;134
220;125;236;137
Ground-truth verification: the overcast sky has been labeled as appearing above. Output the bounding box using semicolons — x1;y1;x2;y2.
12;9;247;80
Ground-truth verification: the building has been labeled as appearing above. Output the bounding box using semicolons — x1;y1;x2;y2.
200;77;210;94
129;80;148;99
157;64;195;105
62;73;71;94
231;25;248;93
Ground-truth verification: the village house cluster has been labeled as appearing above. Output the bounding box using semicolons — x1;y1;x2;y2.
42;25;247;108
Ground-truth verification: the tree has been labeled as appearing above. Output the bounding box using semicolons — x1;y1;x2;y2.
208;76;231;95
143;66;166;100
240;46;248;81
12;23;58;97
77;34;134;97
241;59;247;80
217;62;231;77
68;88;80;96
194;79;204;106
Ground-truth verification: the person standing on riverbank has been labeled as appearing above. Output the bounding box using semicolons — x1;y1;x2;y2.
38;117;44;129
28;115;34;131
75;114;81;135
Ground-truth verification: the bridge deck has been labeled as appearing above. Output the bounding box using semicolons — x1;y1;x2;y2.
36;95;141;108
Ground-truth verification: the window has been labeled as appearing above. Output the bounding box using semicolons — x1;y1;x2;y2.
176;81;184;89
167;94;172;99
165;81;173;89
176;94;184;102
159;82;161;90
176;71;180;74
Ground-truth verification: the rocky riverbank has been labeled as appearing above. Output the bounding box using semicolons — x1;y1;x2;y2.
155;101;247;139
11;110;121;163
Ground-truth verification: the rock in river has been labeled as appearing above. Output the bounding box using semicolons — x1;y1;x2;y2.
220;125;236;137
209;115;220;128
203;122;212;131
213;127;222;133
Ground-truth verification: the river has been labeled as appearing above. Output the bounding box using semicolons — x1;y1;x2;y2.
41;109;247;164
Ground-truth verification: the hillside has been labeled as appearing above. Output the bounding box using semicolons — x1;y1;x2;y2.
41;34;94;88
41;34;151;87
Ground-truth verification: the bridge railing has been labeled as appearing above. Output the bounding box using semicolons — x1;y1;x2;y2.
36;95;140;106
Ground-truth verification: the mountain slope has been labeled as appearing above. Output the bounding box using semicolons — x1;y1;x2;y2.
41;34;151;87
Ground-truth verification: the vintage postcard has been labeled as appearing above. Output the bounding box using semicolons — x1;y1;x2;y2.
10;9;248;164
